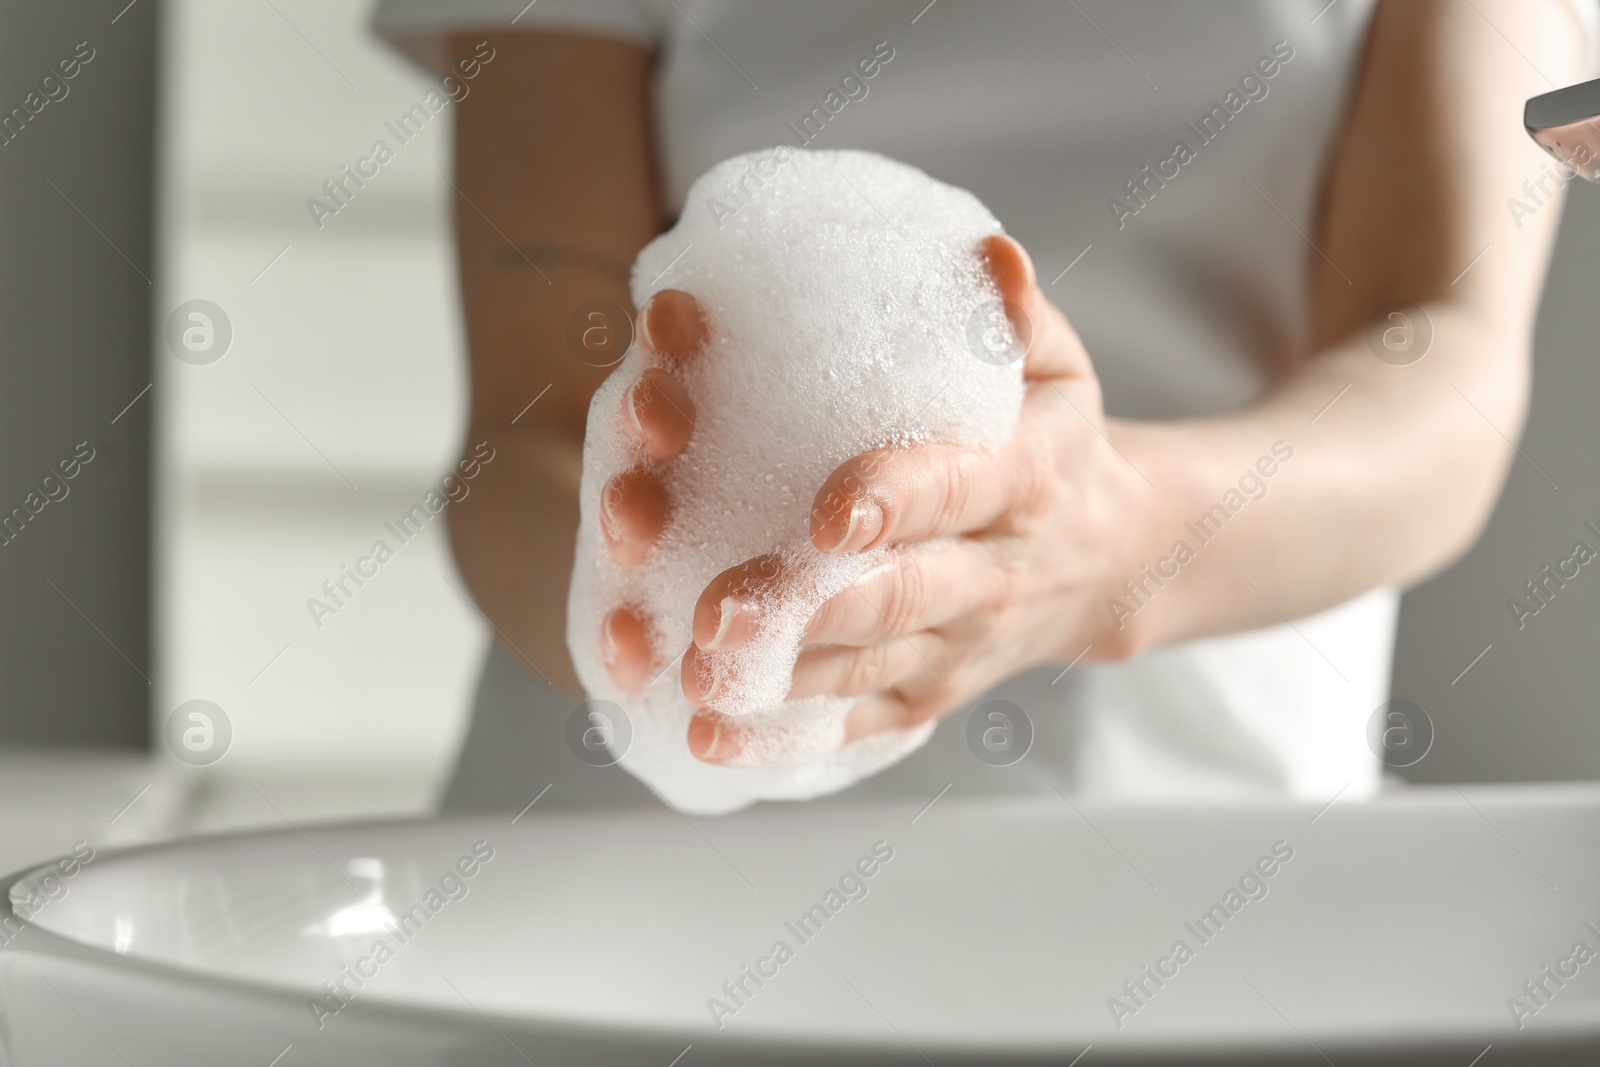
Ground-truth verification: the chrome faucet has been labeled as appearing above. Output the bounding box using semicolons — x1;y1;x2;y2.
1526;76;1600;181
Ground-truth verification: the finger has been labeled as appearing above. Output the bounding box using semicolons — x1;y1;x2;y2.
687;687;942;763
598;605;655;692
680;630;936;708
621;367;696;461
977;233;1090;382
689;554;790;652
802;541;1008;647
843;690;942;743
694;543;1001;652
687;709;743;763
680;642;751;707
980;233;1033;309
787;633;945;701
600;467;669;566
638;288;710;366
809;435;1043;553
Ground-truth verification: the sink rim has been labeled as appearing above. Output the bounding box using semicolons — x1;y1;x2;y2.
7;782;1600;1057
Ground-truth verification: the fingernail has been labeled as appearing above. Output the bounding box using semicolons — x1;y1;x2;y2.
621;379;646;439
639;296;676;359
637;297;657;355
600;479;624;543
689;715;738;762
599;613;620;664
705;595;746;651
821;501;880;554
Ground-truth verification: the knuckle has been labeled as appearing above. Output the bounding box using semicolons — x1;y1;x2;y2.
988;558;1026;614
899;692;944;729
877;558;932;634
934;449;976;530
1008;429;1058;522
1094;614;1148;663
972;537;1028;615
841;644;892;695
805;597;837;641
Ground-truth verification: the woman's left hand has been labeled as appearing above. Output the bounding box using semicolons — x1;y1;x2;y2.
682;235;1157;763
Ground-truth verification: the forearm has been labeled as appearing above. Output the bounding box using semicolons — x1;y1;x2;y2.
449;429;585;690
444;30;659;690
1113;300;1528;650
1094;0;1585;655
449;161;642;693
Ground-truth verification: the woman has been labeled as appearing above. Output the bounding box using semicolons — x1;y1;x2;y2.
371;0;1596;810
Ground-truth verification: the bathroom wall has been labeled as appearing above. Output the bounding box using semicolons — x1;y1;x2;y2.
154;0;482;818
0;0;156;746
1394;182;1600;784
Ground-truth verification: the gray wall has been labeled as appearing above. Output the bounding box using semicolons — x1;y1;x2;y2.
0;0;156;746
1396;181;1600;783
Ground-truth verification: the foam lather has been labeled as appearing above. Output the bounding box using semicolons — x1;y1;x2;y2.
568;148;1024;813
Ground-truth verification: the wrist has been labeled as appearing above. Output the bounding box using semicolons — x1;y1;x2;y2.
1090;419;1208;658
1101;417;1308;655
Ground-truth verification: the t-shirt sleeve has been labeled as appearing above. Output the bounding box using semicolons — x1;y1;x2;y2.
371;0;663;74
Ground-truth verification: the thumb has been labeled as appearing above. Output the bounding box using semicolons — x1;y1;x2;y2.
978;233;1091;382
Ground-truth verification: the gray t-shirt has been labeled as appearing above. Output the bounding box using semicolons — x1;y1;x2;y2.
369;0;1587;810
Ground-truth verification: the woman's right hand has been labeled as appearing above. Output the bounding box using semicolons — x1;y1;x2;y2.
593;289;711;689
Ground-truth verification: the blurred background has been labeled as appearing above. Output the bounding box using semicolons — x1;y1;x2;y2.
2;0;1598;874
0;0;480;871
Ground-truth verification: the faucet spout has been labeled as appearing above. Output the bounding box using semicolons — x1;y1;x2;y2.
1527;77;1600;182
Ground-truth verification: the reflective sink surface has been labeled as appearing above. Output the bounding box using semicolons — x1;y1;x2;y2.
3;785;1599;1065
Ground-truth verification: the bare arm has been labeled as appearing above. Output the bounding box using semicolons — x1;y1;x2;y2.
1116;0;1591;650
669;0;1597;753
438;6;1592;757
444;31;658;692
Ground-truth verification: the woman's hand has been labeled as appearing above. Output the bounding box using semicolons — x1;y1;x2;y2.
590;288;712;689
595;235;1157;763
684;236;1159;760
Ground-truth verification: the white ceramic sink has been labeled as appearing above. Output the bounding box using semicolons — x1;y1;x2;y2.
3;785;1599;1064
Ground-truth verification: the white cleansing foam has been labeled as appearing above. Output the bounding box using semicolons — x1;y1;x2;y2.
568;148;1024;813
